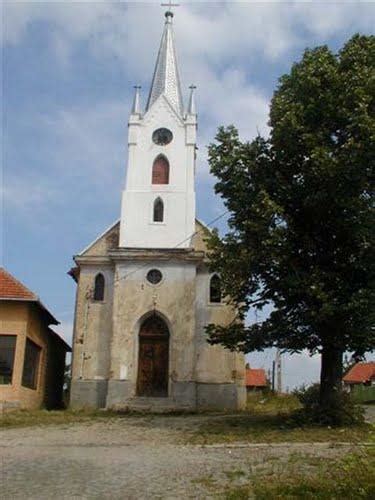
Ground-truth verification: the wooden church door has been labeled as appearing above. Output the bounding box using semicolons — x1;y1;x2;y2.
137;316;169;397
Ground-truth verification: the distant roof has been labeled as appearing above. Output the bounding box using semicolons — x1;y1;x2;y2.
343;362;375;384
0;267;59;326
246;368;267;387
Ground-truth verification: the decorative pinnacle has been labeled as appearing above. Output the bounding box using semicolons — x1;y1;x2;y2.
187;84;197;115
131;85;141;115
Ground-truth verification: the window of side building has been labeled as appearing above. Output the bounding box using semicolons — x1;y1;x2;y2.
22;338;41;390
0;335;17;385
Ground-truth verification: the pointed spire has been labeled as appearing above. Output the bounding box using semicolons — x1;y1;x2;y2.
146;11;183;116
131;85;142;115
187;84;197;115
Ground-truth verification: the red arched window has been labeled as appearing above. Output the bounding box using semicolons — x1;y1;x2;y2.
152;155;169;185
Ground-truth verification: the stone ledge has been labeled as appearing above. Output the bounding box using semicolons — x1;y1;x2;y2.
108;248;205;262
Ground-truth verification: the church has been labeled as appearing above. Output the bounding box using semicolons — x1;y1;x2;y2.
69;10;246;411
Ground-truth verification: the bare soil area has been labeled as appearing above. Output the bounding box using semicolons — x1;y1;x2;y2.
1;414;369;499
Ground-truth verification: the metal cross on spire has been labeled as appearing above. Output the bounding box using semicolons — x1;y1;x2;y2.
161;1;180;18
161;1;180;10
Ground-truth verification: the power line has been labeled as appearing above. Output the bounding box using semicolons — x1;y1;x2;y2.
112;209;230;286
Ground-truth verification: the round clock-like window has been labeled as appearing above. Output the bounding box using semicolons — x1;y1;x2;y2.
146;269;163;285
152;128;173;146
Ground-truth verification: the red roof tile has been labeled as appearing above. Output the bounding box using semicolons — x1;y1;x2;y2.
246;368;267;387
0;268;36;300
343;362;375;384
0;267;59;326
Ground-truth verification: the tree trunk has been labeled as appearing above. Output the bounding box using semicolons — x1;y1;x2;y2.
319;344;343;410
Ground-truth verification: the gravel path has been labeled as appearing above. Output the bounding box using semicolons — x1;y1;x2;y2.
0;416;362;499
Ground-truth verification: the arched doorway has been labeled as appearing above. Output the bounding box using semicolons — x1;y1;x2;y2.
137;315;169;397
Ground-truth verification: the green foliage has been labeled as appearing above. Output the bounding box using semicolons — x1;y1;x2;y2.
207;34;375;355
292;383;364;426
206;35;375;419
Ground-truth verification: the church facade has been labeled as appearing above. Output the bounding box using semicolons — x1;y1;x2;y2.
69;11;246;411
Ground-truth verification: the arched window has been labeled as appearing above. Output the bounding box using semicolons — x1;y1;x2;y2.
210;274;222;303
153;198;164;223
152;155;169;185
94;273;105;301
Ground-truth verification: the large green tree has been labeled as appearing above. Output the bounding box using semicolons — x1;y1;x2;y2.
206;35;375;418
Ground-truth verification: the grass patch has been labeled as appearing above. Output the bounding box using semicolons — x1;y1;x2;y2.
0;408;127;429
221;447;375;499
187;393;373;444
246;392;301;414
193;446;375;499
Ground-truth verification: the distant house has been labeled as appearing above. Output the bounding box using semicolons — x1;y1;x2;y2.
0;268;71;411
343;362;375;391
246;367;268;392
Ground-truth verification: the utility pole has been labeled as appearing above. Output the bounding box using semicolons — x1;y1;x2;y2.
275;348;282;393
271;361;275;392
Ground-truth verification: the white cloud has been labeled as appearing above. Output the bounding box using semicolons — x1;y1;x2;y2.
294;1;375;38
2;175;61;213
4;99;129;215
4;1;373;67
4;1;373;217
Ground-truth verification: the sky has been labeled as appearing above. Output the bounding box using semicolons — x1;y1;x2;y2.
2;0;374;390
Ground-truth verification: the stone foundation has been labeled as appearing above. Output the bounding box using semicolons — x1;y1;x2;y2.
70;379;245;411
197;383;246;411
70;380;108;409
106;380;134;407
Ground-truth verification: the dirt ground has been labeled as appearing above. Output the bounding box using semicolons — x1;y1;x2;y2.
0;414;366;499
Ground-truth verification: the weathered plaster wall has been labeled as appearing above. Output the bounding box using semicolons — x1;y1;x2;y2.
71;266;114;383
194;267;246;409
70;220;246;410
106;260;197;406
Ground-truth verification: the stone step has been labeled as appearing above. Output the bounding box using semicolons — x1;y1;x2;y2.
111;397;194;413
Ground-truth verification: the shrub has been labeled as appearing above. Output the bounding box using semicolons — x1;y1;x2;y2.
292;383;364;426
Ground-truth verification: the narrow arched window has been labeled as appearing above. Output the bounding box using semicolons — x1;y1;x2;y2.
94;273;105;301
153;198;164;222
152;155;169;184
210;274;222;303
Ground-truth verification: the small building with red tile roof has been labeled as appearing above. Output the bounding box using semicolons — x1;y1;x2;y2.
246;367;268;391
343;362;375;386
0;268;71;411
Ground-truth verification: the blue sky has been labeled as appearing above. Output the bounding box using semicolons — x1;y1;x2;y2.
3;0;374;389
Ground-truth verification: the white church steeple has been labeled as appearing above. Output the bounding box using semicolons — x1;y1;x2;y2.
119;11;197;249
146;11;184;117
